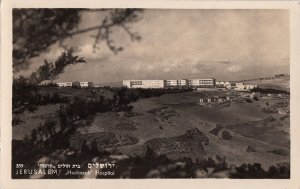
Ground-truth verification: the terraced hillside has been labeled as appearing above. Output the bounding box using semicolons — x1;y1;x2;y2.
74;91;290;169
244;75;290;92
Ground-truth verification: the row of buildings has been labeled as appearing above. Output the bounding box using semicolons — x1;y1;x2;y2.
122;79;258;91
123;79;216;89
54;79;258;91
198;91;262;105
56;81;93;88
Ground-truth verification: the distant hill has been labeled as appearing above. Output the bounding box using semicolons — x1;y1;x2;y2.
97;74;290;92
236;74;290;92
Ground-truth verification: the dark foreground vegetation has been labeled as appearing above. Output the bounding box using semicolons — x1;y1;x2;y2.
12;137;290;179
13;77;69;115
251;88;290;94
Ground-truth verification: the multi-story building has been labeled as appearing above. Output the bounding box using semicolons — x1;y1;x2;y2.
177;79;188;87
123;80;165;89
188;78;216;88
123;79;216;89
57;83;66;87
80;82;94;88
165;80;178;87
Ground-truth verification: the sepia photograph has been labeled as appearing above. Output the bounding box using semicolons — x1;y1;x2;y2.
10;8;292;179
2;1;300;187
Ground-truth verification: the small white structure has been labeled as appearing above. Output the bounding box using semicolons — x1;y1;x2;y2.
250;92;261;98
226;96;231;101
235;83;245;91
65;82;72;87
234;83;258;91
57;82;72;87
199;98;212;104
224;82;231;89
217;81;225;87
216;81;232;89
122;80;132;88
80;82;93;88
277;107;289;115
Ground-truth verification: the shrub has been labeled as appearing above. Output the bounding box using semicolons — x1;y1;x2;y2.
221;130;232;140
246;99;253;103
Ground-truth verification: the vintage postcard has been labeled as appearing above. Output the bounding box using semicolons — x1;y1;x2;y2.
1;0;300;189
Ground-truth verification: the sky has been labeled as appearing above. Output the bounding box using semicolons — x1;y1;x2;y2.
21;9;290;83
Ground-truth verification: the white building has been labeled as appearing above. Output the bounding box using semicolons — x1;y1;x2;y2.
122;80;132;88
234;83;258;91
177;79;188;86
166;80;178;87
123;80;165;89
123;78;216;89
80;82;94;88
247;84;258;90
199;98;212;104
216;81;231;89
57;82;72;87
224;82;232;89
216;81;223;87
188;78;216;88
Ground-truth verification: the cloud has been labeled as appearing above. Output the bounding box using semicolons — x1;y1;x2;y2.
227;65;242;73
163;68;171;73
21;9;289;83
191;68;200;74
129;63;142;72
217;61;234;65
146;65;155;71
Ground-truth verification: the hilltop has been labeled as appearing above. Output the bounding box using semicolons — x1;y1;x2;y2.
235;74;290;92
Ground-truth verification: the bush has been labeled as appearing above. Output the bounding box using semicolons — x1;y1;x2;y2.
221;130;232;140
246;99;253;103
251;88;289;94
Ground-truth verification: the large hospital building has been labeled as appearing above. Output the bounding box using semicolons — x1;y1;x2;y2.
123;80;165;89
122;78;216;89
